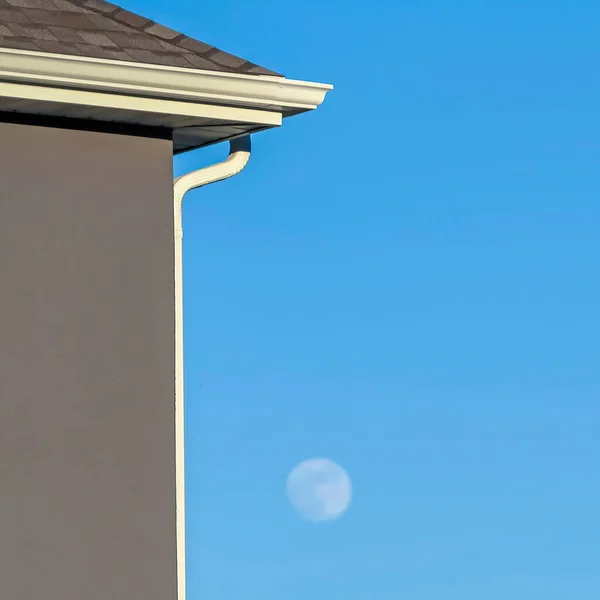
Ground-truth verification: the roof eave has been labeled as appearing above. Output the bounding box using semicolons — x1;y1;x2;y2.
0;47;332;117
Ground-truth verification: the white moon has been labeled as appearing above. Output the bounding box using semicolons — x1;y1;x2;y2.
286;458;352;522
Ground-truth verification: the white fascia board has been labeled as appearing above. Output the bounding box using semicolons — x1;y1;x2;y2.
0;48;332;116
0;80;282;127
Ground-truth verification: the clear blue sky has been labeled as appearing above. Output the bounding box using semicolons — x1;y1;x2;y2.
129;1;599;598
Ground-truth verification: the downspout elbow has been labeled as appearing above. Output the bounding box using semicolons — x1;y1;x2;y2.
174;135;252;239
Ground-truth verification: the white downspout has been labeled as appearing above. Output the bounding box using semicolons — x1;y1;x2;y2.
173;135;252;600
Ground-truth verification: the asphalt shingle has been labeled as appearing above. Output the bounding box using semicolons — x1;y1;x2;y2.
7;22;57;39
0;8;32;23
0;0;281;75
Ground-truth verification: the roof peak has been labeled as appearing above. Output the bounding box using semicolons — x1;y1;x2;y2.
0;0;281;76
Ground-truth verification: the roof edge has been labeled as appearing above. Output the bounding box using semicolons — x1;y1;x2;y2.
0;48;332;116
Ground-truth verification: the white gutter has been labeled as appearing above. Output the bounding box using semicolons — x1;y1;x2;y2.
172;135;252;600
0;48;332;114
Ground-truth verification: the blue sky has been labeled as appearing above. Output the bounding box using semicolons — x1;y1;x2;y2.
127;1;600;598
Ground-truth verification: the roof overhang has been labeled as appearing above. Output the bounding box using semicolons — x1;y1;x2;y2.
0;47;332;153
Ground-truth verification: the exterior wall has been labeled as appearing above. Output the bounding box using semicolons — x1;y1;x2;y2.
0;121;177;600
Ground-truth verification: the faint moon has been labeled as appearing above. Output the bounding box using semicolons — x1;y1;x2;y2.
286;458;352;522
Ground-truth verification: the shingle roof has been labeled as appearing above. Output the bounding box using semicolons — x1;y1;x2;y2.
0;0;281;76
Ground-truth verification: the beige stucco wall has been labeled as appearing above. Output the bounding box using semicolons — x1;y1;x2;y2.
0;120;177;600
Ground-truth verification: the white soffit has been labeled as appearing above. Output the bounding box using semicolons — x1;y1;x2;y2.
0;48;333;121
